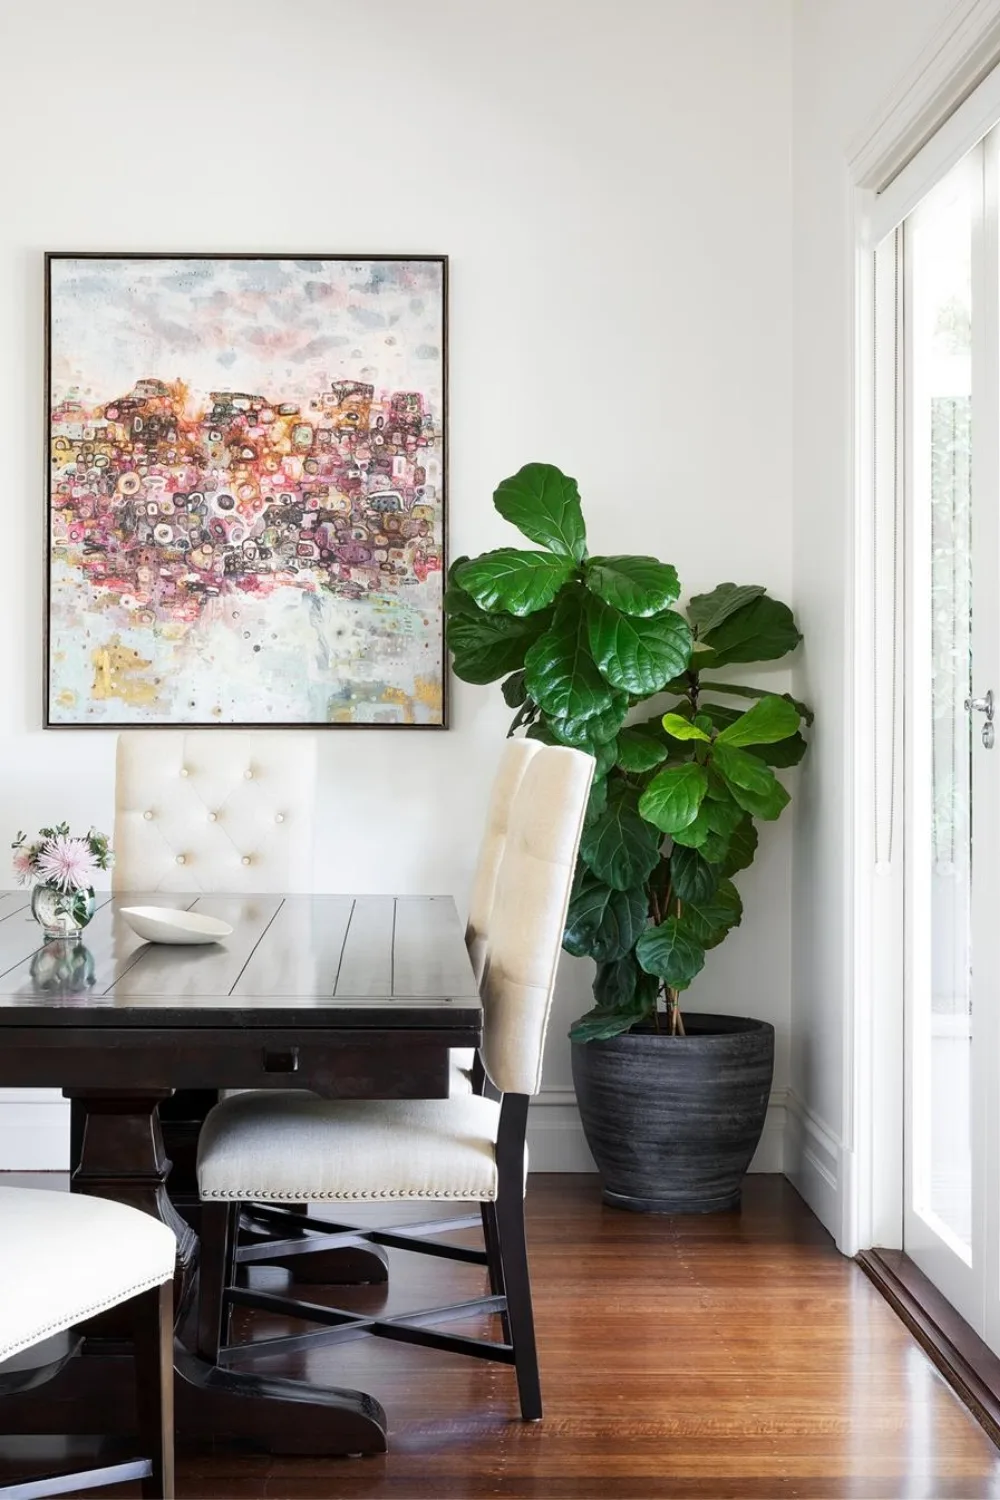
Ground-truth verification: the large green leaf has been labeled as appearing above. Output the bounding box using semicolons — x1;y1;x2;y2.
695;702;742;731
669;787;743;857
563;872;648;962
698;596;802;668
571;957;658;1041
584;774;609;826
549;696;628;753
719;815;758;877
593;952;658;1011
750;732;808;768
669;844;719;904
594;736;620;779
448;608;550;684
686;583;765;637
711;742;790;820
444;556;487;621
680;879;743;949
661;712;710;742
697;682;814;727
501;670;528;708
523;592;614;722
638;763;708;834
579;792;662;892
586;598;692;696
715;694;800;748
493;463;587;562
454;549;573;617
616;726;670;773
636;917;706;990
585;556;680;617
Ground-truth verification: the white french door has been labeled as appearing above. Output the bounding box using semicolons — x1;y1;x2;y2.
902;130;1000;1348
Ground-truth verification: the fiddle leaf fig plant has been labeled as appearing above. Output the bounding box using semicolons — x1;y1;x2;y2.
446;463;811;1042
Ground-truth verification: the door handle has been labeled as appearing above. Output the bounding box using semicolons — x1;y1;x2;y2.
966;690;995;748
965;690;994;721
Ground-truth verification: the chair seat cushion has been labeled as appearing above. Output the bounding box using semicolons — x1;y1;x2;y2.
198;1091;506;1204
0;1188;176;1364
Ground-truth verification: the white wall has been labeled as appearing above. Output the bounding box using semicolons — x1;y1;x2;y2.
0;0;793;1170
789;0;966;1239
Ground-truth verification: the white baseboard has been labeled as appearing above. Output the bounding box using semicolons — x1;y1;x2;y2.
0;1085;790;1177
784;1088;842;1237
0;1090;69;1171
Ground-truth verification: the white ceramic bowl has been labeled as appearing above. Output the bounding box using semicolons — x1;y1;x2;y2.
119;906;234;946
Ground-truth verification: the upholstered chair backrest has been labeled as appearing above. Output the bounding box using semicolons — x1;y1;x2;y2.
480;745;594;1097
114;732;317;894
465;738;543;985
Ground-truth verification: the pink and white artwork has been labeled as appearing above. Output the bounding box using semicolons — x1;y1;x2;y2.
46;254;447;727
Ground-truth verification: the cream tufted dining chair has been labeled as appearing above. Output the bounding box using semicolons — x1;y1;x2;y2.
194;745;594;1422
0;1188;176;1498
113;732;317;894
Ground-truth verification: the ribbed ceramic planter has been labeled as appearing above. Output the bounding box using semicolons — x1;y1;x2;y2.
572;1014;775;1213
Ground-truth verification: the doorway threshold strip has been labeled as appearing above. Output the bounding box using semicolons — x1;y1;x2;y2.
858;1248;1000;1449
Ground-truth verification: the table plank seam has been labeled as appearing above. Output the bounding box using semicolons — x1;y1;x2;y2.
98;895;202;997
223;897;286;997
331;898;358;998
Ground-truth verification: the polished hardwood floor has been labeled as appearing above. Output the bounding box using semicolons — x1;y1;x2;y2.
4;1174;1000;1499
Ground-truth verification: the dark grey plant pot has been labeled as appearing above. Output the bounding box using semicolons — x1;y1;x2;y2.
571;1014;775;1213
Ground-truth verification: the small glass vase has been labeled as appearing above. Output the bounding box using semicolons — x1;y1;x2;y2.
30;883;96;940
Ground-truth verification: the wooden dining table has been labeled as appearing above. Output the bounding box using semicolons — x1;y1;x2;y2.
0;889;482;1456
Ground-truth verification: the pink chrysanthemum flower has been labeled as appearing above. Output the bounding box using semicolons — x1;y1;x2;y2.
12;848;35;886
35;835;99;892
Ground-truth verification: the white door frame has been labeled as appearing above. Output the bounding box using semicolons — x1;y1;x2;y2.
846;6;1000;1259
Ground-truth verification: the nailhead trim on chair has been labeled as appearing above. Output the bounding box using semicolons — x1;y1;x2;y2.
199;1187;499;1202
0;1269;173;1365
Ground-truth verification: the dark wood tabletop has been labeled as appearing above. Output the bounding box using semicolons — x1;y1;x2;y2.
0;890;483;1458
0;891;482;1029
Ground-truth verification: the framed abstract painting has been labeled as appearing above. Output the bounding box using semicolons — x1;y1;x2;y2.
44;253;447;728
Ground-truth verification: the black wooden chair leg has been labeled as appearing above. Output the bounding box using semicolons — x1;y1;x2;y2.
480;1201;511;1342
133;1280;175;1500
494;1183;541;1421
197;1201;238;1363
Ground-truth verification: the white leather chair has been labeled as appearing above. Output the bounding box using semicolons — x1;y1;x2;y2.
114;732;317;894
0;1188;176;1499
194;745;594;1422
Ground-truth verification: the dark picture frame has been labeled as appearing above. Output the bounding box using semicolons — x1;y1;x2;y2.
44;252;448;729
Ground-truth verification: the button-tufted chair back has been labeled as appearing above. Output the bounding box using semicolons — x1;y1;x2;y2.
480;745;594;1097
465;738;542;986
114;732;317;894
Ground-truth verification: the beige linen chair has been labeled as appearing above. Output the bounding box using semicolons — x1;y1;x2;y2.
454;737;541;1092
193;744;594;1422
464;737;542;984
0;1188;176;1499
113;731;317;894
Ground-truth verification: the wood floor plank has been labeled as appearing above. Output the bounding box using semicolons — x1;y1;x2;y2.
1;1176;998;1497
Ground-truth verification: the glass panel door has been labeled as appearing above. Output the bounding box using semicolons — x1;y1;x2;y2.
903;133;1000;1347
904;148;978;1325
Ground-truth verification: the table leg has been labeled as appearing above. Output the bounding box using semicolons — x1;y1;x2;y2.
0;1089;388;1455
